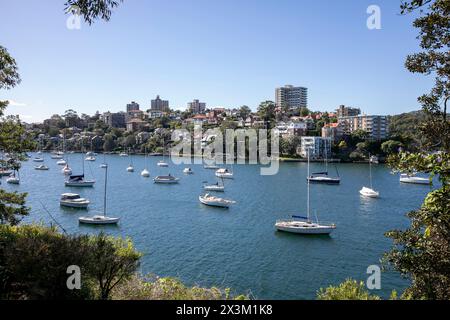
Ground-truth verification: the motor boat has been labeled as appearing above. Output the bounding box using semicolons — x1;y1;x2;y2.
141;169;150;177
183;167;193;174
275;216;336;235
56;159;66;165
35;164;49;170
65;174;95;187
400;173;431;185
62;164;72;175
199;193;236;208
50;154;63;159
215;168;234;179
153;174;179;184
359;186;380;198
79;215;120;224
60;193;90;208
100;163;108;168
157;160;169;167
33;157;44;162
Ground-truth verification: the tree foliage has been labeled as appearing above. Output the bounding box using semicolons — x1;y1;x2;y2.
383;0;450;300
317;279;380;300
0;224;140;300
65;0;123;25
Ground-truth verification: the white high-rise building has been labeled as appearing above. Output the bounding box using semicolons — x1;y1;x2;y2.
300;136;331;159
275;85;308;109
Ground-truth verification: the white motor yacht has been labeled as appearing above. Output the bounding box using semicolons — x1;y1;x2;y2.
153;174;179;184
60;193;90;208
400;173;431;185
199;193;236;208
35;164;49;171
215;168;233;179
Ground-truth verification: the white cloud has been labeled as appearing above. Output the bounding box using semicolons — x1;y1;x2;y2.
7;99;27;107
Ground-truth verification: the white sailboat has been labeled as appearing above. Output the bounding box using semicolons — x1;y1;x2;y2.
126;149;134;172
79;164;119;224
62;164;72;175
275;148;336;235
141;149;150;177
360;154;379;198
203;177;225;192
183;167;193;174
65;153;95;187
6;170;20;184
157;137;169;167
99;153;107;168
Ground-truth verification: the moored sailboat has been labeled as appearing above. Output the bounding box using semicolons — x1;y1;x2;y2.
275;148;336;235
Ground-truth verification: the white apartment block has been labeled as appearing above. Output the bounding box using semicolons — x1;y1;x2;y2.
300;136;332;159
275;85;308;109
338;115;388;140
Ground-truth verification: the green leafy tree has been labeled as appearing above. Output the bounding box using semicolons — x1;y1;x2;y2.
87;233;141;300
381;140;403;155
383;0;450;300
238;105;251;120
257;101;276;128
0;47;34;226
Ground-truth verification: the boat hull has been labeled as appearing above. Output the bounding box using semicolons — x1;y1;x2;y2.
307;176;340;184
79;217;119;224
400;178;431;185
275;225;335;235
60;201;89;208
65;181;95;187
199;198;230;208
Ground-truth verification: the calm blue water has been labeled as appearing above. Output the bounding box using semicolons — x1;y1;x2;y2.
2;153;434;299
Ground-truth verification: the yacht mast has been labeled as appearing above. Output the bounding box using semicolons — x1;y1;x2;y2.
103;164;108;217
369;153;373;189
307;148;311;221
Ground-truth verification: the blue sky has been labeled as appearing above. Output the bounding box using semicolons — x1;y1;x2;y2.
0;0;433;122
